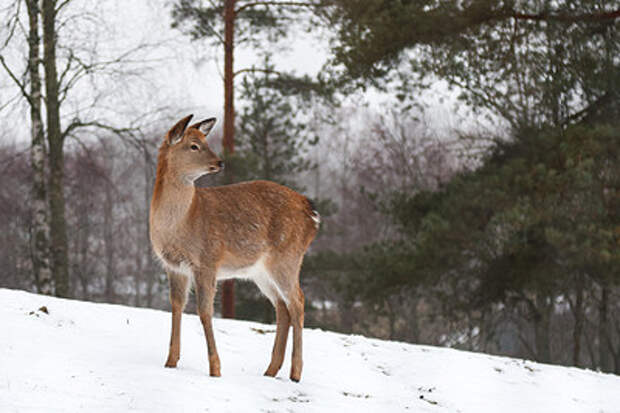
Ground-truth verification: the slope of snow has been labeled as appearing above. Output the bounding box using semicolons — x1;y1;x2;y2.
1;288;618;412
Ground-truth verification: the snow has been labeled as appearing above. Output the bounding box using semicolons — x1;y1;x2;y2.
1;288;618;412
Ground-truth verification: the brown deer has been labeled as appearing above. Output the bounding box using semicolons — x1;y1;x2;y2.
149;115;319;382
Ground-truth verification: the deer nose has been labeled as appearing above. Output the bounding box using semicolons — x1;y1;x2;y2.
217;160;224;169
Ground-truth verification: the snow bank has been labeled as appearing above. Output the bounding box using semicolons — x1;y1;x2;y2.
1;288;617;412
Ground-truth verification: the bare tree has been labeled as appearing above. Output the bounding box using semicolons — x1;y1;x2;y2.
0;0;53;294
1;0;157;297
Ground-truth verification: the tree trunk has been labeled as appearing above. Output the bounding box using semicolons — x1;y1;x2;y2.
26;0;53;295
103;162;115;303
42;0;70;297
599;282;610;372
408;297;420;343
223;0;235;155
221;0;236;319
340;301;354;333
144;146;155;307
134;150;148;307
572;274;584;367
77;205;90;300
134;247;142;307
533;294;552;363
386;297;397;340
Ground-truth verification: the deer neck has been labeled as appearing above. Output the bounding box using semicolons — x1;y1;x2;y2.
151;163;196;232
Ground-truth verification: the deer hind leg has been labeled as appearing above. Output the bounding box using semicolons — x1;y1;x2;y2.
266;259;305;382
195;269;221;377
264;299;291;377
165;271;190;368
287;286;304;382
250;271;290;377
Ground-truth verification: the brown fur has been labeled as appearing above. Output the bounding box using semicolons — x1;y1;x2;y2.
150;115;318;382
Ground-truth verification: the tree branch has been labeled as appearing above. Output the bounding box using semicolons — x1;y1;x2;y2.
1;0;22;50
201;21;225;45
61;119;139;141
233;66;284;78
55;0;73;14
0;55;33;106
0;91;22;112
57;42;155;104
512;9;620;23
57;48;76;92
235;1;317;15
447;76;519;131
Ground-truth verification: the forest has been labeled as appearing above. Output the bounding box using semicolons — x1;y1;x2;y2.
0;0;618;375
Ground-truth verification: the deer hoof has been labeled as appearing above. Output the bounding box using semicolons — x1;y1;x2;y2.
290;371;301;382
264;365;279;377
209;369;221;377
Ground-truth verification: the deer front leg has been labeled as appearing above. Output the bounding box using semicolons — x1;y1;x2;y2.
195;271;221;377
165;271;190;368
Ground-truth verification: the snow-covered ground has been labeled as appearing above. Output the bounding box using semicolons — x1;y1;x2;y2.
1;288;618;412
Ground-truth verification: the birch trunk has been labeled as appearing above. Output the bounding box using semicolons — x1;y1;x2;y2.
26;0;53;295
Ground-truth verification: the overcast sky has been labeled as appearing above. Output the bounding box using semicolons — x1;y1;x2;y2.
0;0;482;145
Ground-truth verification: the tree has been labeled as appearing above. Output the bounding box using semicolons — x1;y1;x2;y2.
0;0;53;294
235;67;318;187
381;123;619;365
321;0;620;131
1;0;154;297
298;108;456;340
314;0;620;367
41;0;71;296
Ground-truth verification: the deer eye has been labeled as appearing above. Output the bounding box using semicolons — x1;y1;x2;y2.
190;144;200;151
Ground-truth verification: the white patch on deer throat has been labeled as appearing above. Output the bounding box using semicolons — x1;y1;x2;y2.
154;250;194;278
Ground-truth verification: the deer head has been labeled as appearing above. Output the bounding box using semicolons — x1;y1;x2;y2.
164;114;223;185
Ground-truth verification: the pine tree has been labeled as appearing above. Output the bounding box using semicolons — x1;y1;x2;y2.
321;0;620;130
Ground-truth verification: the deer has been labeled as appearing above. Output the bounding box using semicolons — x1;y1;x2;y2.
149;114;319;382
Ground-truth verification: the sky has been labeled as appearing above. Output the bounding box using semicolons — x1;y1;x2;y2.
0;0;482;146
119;0;329;116
0;0;330;142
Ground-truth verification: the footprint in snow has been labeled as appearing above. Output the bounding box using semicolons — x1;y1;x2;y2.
376;365;391;376
342;391;372;399
251;327;275;334
271;390;310;404
340;337;356;347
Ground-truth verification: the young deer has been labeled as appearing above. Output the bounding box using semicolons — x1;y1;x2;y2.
150;115;319;382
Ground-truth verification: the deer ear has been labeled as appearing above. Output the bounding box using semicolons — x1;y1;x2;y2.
189;117;216;136
166;114;194;146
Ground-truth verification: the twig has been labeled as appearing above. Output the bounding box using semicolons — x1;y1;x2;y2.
0;55;33;106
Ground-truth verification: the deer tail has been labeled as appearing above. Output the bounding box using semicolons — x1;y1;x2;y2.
305;198;321;229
